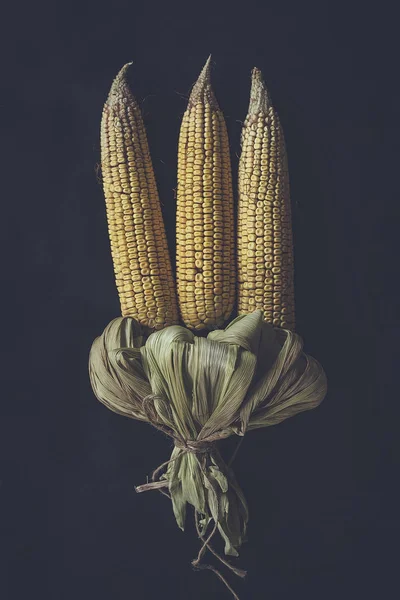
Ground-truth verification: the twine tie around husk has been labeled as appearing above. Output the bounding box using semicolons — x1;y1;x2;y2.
174;439;214;453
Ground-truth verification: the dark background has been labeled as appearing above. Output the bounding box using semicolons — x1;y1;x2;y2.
1;1;398;598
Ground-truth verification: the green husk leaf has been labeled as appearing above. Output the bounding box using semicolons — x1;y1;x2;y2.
89;309;327;555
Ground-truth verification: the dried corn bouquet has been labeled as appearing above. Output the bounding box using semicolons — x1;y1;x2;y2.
89;58;327;600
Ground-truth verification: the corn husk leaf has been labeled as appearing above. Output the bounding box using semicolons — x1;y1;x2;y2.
89;309;327;555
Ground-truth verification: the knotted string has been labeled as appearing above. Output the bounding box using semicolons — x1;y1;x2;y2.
134;394;246;598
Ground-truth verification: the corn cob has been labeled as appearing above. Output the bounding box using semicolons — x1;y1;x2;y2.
100;63;179;330
237;68;295;330
176;56;235;331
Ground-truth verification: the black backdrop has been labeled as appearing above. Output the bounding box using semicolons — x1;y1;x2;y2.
1;1;398;599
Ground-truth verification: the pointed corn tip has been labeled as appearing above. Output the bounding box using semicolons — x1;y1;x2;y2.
202;54;212;78
195;54;212;85
248;66;271;115
113;62;133;87
106;62;134;105
188;55;218;108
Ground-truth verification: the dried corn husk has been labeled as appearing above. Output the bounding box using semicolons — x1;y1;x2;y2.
89;309;327;558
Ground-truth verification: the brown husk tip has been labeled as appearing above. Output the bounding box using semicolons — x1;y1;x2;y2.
106;62;134;106
188;54;218;109
248;66;272;115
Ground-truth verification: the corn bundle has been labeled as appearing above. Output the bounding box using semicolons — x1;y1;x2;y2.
90;59;327;600
100;63;179;329
176;57;235;330
237;68;295;330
